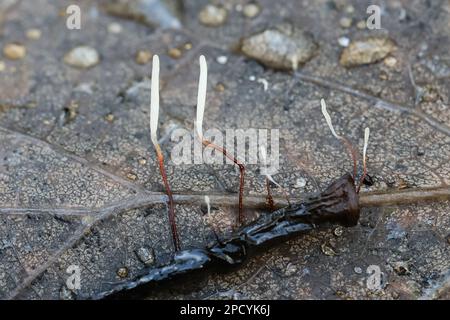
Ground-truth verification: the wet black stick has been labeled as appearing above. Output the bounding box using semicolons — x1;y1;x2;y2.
90;173;359;300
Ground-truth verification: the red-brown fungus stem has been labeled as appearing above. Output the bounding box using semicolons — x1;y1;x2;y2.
356;160;367;194
265;178;275;211
155;146;180;251
202;139;245;225
340;137;358;183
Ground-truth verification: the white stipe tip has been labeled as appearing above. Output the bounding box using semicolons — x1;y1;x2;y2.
204;195;210;215
320;99;340;140
362;127;370;165
196;55;208;138
150;55;160;146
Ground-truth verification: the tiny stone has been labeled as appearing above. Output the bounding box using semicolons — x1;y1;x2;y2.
136;50;152;65
108;22;122;34
243;3;261;18
105;114;115;122
64;46;100;69
340;37;396;67
321;243;338;256
215;83;226;92
26;28;42;40
339;17;352;28
235;4;243;12
379;71;389;80
126;173;137;181
295;177;306;188
334;226;344;237
345;5;355;14
135;247;155;266
338;36;350;47
168;47;182;59
184;43;192;50
116;267;129;278
384;56;397;67
354;266;363;274
198;4;227;27
241;23;318;70
138;158;147;165
0;61;5;72
356;20;366;29
249;75;256;81
3;43;26;60
216;55;228;64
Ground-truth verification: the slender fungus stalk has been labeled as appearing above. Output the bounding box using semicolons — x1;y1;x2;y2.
320;99;358;181
150;55;181;252
196;55;246;225
259;146;291;209
357;127;370;193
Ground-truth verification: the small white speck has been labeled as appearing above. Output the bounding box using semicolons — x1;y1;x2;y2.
338;36;350;47
295;177;306;188
216;55;228;64
354;266;363;274
235;4;243;12
108;22;123;34
249;75;256;81
257;78;269;91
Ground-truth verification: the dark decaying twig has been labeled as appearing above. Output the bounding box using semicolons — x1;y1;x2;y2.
90;173;359;299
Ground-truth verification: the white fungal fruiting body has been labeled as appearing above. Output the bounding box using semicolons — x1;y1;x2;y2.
320;98;341;140
196;55;208;138
204;195;211;215
150;55;160;147
363;127;370;167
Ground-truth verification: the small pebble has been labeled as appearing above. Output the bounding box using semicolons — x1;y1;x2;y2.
295;177;306;188
198;4;227;27
64;46;100;69
379;71;389;80
138;158;147;165
334;226;344;237
168;47;182;59
243;3;261;18
321;243;338;256
249;75;256;81
26;28;42;40
108;22;123;34
136;50;152;65
356;20;366;29
105;114;115;122
3;43;26;60
354;266;363;274
241;23;317;70
384;56;397;68
339;17;352;28
135;247;155;266
215;83;226;92
216;55;228;64
184;43;192;50
345;5;355;14
338;36;350;47
116;267;129;278
0;61;5;72
340;37;396;67
127;173;137;181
